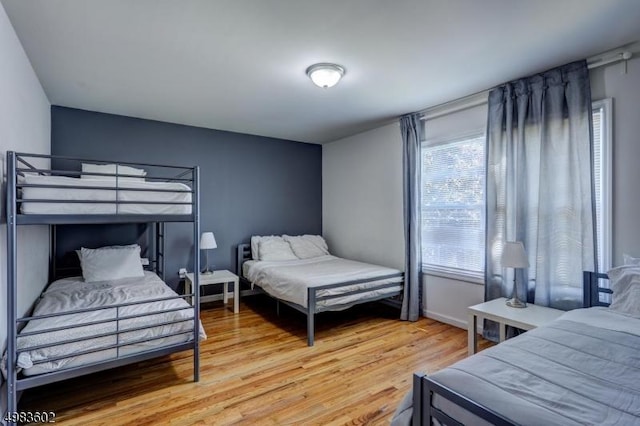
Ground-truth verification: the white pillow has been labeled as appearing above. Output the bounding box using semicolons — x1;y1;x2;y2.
283;234;329;259
250;235;279;260
623;253;640;266
80;245;145;282
76;244;140;262
81;163;147;182
258;237;298;261
607;265;640;317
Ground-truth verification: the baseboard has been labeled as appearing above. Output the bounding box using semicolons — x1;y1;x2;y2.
423;308;485;335
423;309;466;329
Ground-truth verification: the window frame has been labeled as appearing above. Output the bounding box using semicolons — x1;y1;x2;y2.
420;129;486;284
592;98;613;273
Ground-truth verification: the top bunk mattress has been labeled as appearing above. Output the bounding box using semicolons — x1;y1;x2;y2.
244;255;403;308
428;307;640;425
20;174;192;215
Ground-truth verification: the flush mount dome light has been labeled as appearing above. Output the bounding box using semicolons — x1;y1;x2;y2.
306;63;346;88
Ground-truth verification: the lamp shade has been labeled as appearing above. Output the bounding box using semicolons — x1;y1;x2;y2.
501;241;529;268
306;63;345;88
200;232;217;250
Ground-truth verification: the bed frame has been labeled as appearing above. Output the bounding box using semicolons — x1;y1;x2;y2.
236;243;404;346
4;151;201;424
411;271;611;426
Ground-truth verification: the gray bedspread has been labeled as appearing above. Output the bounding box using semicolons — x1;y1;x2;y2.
392;307;640;425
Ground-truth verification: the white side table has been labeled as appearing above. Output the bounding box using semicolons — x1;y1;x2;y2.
185;270;239;313
467;297;564;356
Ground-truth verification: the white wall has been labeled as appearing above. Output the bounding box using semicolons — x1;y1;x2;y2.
322;122;404;270
424;275;484;329
322;109;487;329
0;0;50;379
590;54;640;265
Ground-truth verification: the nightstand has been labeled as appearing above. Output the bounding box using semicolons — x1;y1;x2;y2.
467;297;564;356
185;270;239;313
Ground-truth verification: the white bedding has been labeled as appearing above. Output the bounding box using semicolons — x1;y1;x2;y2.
244;255;403;309
12;271;205;377
20;174;192;215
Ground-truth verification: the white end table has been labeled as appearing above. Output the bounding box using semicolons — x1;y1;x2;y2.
185;270;239;313
467;297;564;356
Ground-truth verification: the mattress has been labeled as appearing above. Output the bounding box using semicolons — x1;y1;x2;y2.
20;174;192;215
244;255;403;309
402;307;640;426
9;271;206;377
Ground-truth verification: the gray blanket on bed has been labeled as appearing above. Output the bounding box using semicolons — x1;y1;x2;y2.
393;309;640;425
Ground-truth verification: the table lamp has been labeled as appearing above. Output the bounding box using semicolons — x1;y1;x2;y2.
200;232;217;274
502;241;529;308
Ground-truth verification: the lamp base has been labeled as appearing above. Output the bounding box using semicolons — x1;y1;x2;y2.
506;297;527;308
201;266;215;275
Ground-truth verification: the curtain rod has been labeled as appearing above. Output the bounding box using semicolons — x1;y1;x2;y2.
418;47;634;121
587;49;633;69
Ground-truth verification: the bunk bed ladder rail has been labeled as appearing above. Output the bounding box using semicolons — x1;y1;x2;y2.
155;222;166;281
192;165;201;382
6;151;19;420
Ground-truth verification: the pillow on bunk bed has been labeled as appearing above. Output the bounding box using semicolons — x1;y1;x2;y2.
81;163;147;182
283;234;329;259
257;237;298;261
76;244;140;262
607;265;640;317
79;245;145;282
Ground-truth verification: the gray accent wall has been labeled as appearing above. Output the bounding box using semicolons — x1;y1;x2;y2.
51;106;322;286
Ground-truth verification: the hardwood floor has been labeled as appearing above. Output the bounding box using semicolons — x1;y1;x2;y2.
20;296;492;425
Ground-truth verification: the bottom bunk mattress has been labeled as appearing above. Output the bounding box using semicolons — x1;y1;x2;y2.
243;255;403;310
393;307;640;426
8;271;206;377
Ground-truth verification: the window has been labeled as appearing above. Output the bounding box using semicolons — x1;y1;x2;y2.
420;100;611;280
421;132;485;281
592;99;612;272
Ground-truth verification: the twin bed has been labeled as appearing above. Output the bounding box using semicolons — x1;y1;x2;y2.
395;270;640;426
4;151;203;421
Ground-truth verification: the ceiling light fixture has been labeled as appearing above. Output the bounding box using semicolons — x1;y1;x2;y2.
306;63;346;88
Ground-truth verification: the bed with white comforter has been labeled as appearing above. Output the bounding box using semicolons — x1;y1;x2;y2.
244;255;403;310
20;174;192;215
10;271;206;377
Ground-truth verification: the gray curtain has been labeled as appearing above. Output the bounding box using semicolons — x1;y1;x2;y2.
400;113;422;321
485;61;597;337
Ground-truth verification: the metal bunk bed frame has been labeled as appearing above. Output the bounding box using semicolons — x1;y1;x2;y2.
5;151;201;421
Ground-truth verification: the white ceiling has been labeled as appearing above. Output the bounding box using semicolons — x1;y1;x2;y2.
3;0;640;144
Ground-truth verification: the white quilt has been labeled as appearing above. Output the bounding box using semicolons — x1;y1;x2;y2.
11;271;205;377
21;174;192;215
244;255;403;308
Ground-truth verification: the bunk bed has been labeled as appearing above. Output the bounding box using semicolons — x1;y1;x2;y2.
4;151;202;422
236;242;404;346
400;271;640;426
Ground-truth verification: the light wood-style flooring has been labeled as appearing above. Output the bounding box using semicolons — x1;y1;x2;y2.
20;296;492;425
